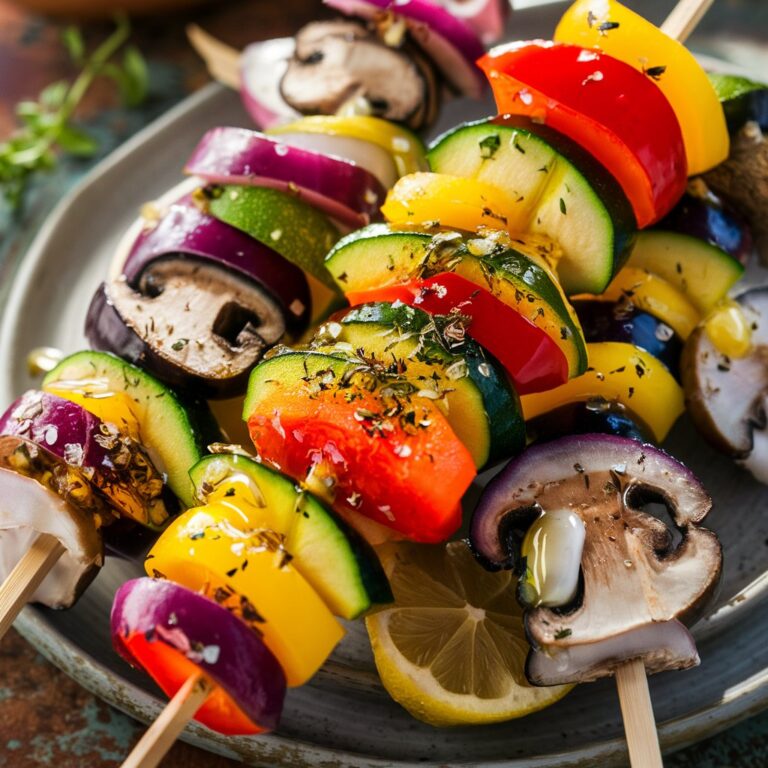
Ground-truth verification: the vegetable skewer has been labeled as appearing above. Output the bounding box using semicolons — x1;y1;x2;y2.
603;0;719;763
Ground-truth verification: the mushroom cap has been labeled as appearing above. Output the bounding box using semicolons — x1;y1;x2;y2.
526;619;699;686
0;466;102;608
470;435;721;658
682;288;768;462
281;20;430;129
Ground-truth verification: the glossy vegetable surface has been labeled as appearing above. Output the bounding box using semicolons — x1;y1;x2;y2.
555;0;729;175
112;577;286;734
478;41;686;227
148;505;345;686
190;452;392;619
122;194;311;335
521;342;685;442
185;127;386;228
245;352;475;543
0;390;170;528
427;116;637;294
346;274;569;394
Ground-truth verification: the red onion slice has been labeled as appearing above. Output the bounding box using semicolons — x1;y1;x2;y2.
324;0;486;98
0;391;171;528
123;194;310;334
433;0;508;44
185;127;386;228
240;37;300;129
112;578;286;734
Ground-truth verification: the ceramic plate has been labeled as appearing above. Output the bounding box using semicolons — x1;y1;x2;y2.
1;10;768;766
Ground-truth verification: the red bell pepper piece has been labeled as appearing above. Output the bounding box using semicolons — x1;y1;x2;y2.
121;633;264;736
479;41;687;227
246;382;475;544
347;272;569;395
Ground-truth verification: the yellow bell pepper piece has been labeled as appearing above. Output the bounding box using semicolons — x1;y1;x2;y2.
147;505;345;687
555;0;728;175
576;267;700;340
268;115;426;177
521;342;684;442
704;301;753;359
382;172;531;232
43;379;142;441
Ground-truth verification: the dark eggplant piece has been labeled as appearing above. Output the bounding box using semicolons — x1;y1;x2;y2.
470;435;721;686
123;196;310;336
658;190;753;266
87;257;287;400
527;401;649;445
682;287;768;483
573;300;682;379
281;20;434;131
703;122;768;258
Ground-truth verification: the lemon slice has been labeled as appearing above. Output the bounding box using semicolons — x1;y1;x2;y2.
366;541;572;726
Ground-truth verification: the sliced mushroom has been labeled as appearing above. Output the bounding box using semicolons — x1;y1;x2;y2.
703;121;768;259
86;258;286;399
281;20;429;129
682;287;768;482
0;465;103;608
526;620;698;686
470;435;721;685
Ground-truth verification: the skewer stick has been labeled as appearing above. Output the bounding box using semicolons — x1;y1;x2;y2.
661;0;716;43
0;533;64;640
187;25;241;89
612;2;716;761
615;659;664;768
121;672;212;768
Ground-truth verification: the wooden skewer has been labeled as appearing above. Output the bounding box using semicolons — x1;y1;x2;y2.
612;1;717;760
661;0;716;43
121;672;212;768
187;24;241;90
615;659;664;768
0;533;64;641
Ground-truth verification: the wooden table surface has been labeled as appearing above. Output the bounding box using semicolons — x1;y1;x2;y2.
1;0;768;765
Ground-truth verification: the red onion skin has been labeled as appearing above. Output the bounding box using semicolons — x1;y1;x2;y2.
122;196;310;335
0;390;143;489
112;578;286;734
185;127;386;228
239;37;300;129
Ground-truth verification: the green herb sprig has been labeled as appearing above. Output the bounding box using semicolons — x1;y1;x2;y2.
0;16;148;211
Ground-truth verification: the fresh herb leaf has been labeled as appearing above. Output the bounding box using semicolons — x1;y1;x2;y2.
0;16;147;212
479;133;501;159
644;65;667;81
62;26;85;64
56;124;99;157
